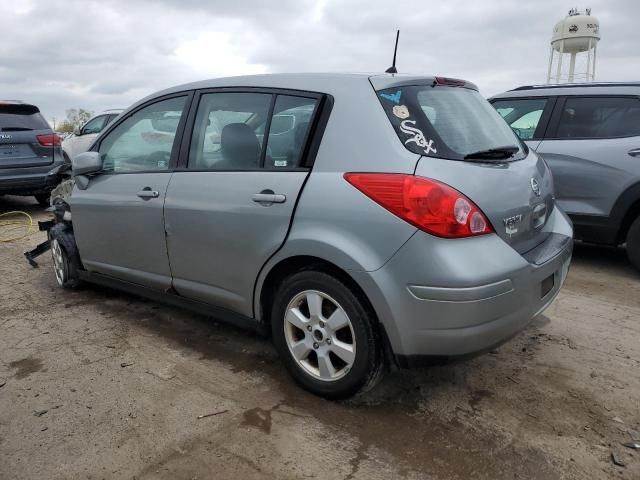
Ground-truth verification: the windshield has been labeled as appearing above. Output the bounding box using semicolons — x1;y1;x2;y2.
378;85;526;161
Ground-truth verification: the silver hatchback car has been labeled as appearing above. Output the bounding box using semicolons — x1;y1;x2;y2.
49;74;573;398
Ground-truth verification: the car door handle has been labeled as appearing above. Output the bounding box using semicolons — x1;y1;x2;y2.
628;148;640;157
137;188;159;199
252;191;286;204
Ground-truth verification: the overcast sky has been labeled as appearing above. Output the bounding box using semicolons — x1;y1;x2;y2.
3;0;638;126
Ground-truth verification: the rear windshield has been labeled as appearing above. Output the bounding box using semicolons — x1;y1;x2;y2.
377;85;526;161
0;104;49;131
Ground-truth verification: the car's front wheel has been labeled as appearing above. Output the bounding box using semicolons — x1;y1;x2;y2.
49;224;82;289
271;270;384;399
626;215;640;270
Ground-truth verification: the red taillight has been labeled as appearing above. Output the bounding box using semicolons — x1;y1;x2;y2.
36;134;61;146
344;173;494;238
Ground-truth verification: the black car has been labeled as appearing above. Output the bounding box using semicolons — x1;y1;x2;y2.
0;101;64;205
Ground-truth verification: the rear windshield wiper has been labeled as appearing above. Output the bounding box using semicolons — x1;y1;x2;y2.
464;145;519;160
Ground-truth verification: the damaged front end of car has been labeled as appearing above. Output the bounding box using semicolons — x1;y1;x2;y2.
24;163;75;267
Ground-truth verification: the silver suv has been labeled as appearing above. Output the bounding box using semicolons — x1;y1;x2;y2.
48;74;573;398
490;83;640;269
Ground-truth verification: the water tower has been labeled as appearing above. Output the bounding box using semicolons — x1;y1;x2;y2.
547;8;600;83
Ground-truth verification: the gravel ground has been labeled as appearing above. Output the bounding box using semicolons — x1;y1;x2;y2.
1;195;639;480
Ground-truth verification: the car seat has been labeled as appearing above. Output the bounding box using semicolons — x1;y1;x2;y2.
219;123;260;169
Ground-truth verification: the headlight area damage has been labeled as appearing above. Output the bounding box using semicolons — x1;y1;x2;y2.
23;163;75;267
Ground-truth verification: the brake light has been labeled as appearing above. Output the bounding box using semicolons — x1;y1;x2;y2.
36;134;61;146
434;76;467;86
344;173;494;238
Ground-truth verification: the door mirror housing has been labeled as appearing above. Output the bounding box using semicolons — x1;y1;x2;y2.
72;151;103;176
74;127;82;136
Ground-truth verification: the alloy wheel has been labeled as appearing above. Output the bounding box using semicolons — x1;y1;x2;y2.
283;290;356;382
51;239;65;287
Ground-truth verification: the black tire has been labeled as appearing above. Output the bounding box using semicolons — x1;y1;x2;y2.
626;215;640;271
34;193;50;206
48;223;82;289
271;270;384;399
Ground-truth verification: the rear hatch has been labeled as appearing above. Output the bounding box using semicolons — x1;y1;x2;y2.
0;102;56;169
374;79;553;254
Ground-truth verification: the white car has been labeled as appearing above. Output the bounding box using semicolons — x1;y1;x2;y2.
62;109;123;161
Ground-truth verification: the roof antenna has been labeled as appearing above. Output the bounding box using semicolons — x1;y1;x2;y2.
385;30;400;74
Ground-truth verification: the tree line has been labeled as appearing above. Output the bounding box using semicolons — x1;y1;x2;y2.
56;108;93;134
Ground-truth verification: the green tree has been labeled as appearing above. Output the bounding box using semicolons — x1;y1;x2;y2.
57;108;93;134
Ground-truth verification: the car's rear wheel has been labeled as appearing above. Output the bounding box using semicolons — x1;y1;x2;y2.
49;224;82;289
626;215;640;271
271;270;383;399
34;193;50;206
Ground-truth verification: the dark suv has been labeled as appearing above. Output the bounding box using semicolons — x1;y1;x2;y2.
0;101;63;205
490;83;640;269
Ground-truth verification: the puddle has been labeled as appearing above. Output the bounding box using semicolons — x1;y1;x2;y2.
242;407;274;434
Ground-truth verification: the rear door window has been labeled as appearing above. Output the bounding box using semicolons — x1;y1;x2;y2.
188;92;319;170
0;104;49;131
378;85;525;161
491;98;550;140
554;96;640;139
188;92;272;170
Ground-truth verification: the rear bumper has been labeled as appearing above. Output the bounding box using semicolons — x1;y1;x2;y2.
352;206;573;360
0;159;63;195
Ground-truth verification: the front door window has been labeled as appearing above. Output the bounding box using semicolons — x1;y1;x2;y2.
100;96;186;173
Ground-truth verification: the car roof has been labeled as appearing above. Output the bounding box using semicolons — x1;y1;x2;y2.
490;81;640;99
130;73;476;110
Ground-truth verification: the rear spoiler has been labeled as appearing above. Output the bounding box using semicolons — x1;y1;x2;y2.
369;74;478;92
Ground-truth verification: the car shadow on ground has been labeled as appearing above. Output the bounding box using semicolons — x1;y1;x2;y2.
571;240;638;278
0;194;46;215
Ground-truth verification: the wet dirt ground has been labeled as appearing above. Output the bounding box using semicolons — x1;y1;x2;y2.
1;195;639;480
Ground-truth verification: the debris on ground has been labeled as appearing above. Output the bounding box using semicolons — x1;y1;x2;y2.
120;362;134;368
622;442;640;450
197;410;228;419
611;450;626;467
33;409;48;417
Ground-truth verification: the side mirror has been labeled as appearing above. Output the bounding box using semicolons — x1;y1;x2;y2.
72;151;103;176
74;127;82;136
